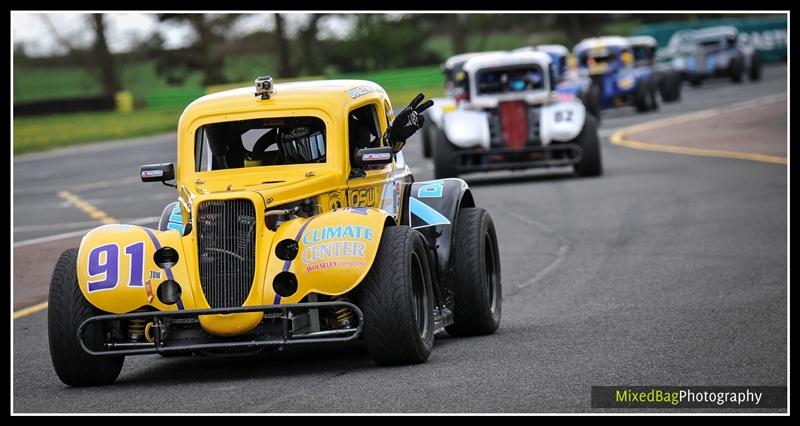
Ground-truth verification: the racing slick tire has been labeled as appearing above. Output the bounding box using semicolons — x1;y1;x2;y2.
48;248;125;386
749;54;762;81
729;56;744;83
634;78;654;112
432;126;459;179
445;208;502;337
649;77;660;111
421;113;434;158
359;226;435;365
573;114;603;177
660;71;682;103
580;83;603;123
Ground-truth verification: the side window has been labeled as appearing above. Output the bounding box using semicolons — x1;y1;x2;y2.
383;100;394;129
348;103;382;162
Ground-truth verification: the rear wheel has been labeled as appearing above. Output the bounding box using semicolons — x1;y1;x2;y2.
446;208;502;336
633;78;652;112
730;56;744;83
573;114;602;177
749;54;762;81
432;126;459;179
48;248;124;386
649;78;660;111
359;226;435;365
580;83;602;123
670;71;683;101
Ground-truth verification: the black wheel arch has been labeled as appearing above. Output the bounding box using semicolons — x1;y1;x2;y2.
401;178;475;299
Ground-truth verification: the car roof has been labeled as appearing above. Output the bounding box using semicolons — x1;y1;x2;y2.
536;44;569;56
574;36;631;53
443;51;505;70
183;79;388;117
627;35;657;47
692;26;738;40
462;50;552;74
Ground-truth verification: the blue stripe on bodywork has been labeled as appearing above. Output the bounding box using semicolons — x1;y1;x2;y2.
142;227;184;310
410;197;450;227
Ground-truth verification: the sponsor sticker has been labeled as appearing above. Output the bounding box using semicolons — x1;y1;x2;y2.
349;187;376;207
362;152;391;161
302;241;367;263
141;169;163;178
347;207;369;215
346;85;376;99
144;279;154;303
328;191;343;210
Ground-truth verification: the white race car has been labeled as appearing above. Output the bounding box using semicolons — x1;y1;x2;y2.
424;50;602;179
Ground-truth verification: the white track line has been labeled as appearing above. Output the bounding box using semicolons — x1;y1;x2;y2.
13;216;159;247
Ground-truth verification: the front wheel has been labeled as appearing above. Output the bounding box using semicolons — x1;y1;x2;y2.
730;56;744;83
432;126;459;179
359;226;435;365
749;54;762;81
573;114;603;177
579;83;602;123
48;248;124;386
446;208;502;337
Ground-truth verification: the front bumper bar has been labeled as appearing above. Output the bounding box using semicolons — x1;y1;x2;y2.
77;301;364;357
453;143;583;172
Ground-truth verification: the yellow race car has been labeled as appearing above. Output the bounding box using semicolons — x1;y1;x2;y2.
48;77;502;386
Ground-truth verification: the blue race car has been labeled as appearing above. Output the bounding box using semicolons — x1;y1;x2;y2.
516;44;603;121
667;26;762;86
569;36;659;113
627;35;682;103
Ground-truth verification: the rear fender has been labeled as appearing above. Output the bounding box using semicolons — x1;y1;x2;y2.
404;178;474;279
263;207;391;305
77;224;198;314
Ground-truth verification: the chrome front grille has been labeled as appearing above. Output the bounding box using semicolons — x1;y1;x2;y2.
197;199;256;308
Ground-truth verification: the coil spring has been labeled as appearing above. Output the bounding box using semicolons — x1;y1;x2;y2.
129;319;146;341
333;297;354;327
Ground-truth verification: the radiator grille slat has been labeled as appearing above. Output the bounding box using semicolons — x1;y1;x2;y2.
197;199;256;308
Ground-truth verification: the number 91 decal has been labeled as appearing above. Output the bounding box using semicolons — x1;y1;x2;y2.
87;242;145;292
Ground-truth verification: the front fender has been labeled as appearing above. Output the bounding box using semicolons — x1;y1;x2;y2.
442;109;491;149
540;100;586;144
427;97;455;128
263;207;391;305
77;224;198;314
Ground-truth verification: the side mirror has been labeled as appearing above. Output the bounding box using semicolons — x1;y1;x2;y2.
354;147;393;168
140;163;175;183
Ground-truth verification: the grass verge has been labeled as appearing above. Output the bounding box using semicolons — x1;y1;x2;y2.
14;108;182;155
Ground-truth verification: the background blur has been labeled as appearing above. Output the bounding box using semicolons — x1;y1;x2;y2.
12;12;787;154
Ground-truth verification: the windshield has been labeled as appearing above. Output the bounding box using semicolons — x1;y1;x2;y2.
475;65;546;95
194;116;326;172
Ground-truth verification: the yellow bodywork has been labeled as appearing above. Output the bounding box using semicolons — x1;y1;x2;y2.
77;79;412;336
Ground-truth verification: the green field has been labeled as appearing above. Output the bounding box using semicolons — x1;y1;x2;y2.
14;108;182;155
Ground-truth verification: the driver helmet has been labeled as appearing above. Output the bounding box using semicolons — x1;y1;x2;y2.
278;124;326;164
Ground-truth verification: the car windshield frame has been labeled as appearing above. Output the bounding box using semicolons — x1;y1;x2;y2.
191;114;329;175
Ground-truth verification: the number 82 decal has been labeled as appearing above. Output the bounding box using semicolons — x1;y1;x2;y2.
554;109;573;123
87;242;145;292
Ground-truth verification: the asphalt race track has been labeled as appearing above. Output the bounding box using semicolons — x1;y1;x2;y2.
12;65;787;413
